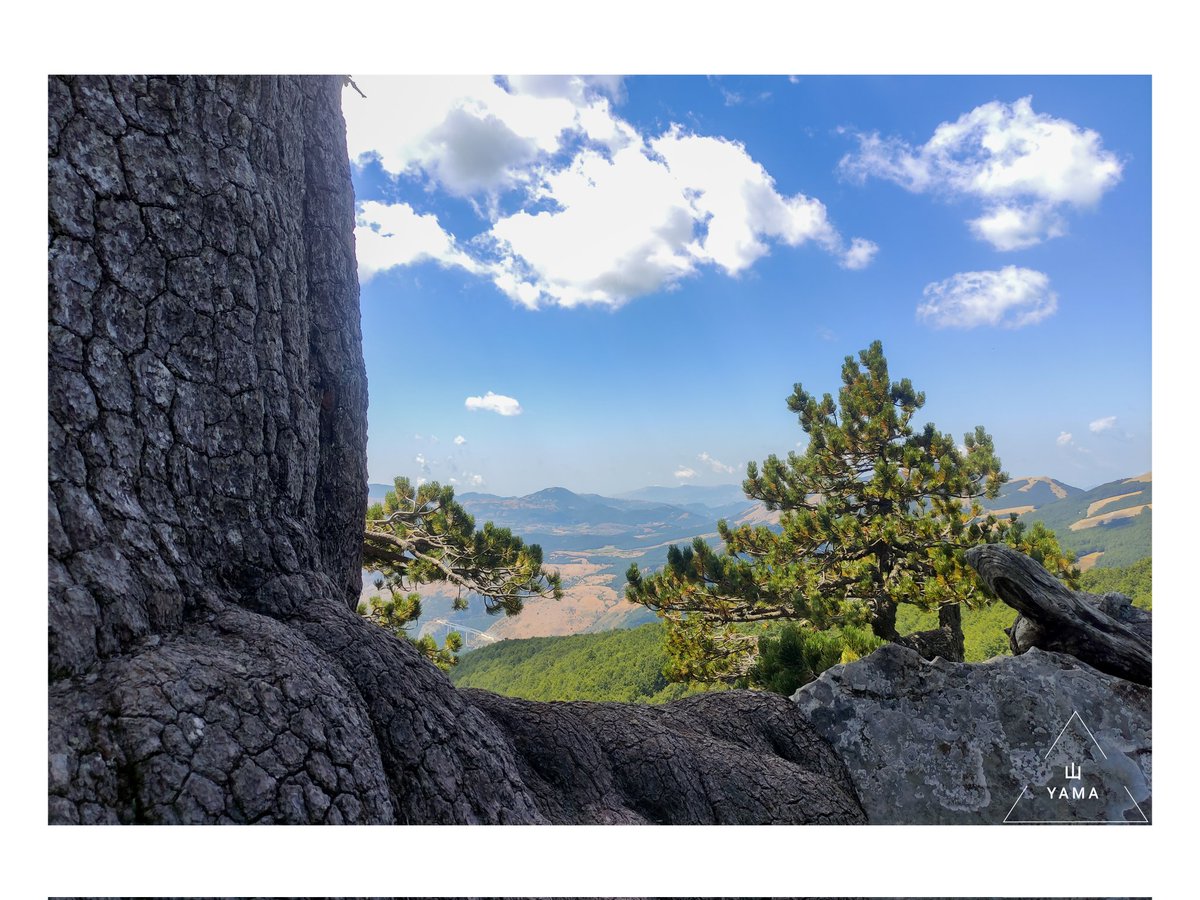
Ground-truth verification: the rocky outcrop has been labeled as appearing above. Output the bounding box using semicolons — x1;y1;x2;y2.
48;75;863;824
792;644;1151;824
788;545;1153;825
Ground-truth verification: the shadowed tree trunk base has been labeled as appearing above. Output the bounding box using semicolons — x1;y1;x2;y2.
47;74;866;825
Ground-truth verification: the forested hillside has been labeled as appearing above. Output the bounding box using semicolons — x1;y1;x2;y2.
450;623;721;703
1018;472;1152;569
1079;556;1152;609
454;556;1153;702
451;606;1021;702
364;468;1150;653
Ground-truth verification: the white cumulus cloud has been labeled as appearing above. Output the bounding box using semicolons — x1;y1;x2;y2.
454;434;467;445
674;466;697;480
1090;416;1118;433
840;96;1122;250
485;129;875;308
840;237;879;270
465;391;522;416
699;452;736;475
968;203;1066;252
355;201;482;282
918;266;1057;329
1056;432;1074;447
344;75;615;196
344;76;875;309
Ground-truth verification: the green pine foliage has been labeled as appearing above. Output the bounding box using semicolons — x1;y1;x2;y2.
749;624;884;696
450;624;727;703
360;476;562;670
1079;556;1152;610
626;341;1077;681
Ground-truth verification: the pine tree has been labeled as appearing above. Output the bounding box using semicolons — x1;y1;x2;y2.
360;477;562;669
626;341;1077;682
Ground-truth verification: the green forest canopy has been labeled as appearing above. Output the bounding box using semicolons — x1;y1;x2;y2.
453;556;1151;703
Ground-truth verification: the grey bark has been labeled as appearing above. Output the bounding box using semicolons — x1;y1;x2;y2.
965;545;1152;685
47;75;863;824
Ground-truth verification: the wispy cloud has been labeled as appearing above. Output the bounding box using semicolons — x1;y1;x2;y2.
698;451;736;475
840;96;1122;250
918;267;1057;329
414;452;431;476
1056;429;1092;460
674;466;697;480
465;391;522;416
1089;416;1118;433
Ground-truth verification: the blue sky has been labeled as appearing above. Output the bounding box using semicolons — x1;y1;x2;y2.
345;75;1150;495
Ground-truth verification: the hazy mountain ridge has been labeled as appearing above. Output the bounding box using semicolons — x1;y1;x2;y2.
365;472;1150;643
362;484;766;642
617;483;751;507
1018;472;1152;570
977;475;1082;515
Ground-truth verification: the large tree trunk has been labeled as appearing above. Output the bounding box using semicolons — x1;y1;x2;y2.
48;75;865;824
936;601;966;661
870;593;965;662
870;593;900;641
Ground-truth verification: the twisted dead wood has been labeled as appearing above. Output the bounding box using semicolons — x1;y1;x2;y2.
965;544;1151;685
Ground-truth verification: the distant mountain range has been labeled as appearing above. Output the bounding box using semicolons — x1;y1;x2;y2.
977;475;1081;515
363;482;771;643
970;473;1151;570
1014;472;1152;570
616;483;753;515
363;471;1151;643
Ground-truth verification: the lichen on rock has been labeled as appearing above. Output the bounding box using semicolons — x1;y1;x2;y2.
792;644;1151;824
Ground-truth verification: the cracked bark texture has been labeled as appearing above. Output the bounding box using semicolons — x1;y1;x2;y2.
48;75;864;824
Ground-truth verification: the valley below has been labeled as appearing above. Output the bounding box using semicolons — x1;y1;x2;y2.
365;471;1152;659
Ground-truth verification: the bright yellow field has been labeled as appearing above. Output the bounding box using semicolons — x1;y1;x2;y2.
1070;504;1152;531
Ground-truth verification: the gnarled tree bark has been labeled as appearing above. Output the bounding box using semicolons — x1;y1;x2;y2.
965;545;1151;685
48;75;864;824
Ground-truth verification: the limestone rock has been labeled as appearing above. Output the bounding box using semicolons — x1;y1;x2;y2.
792;643;1151;824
